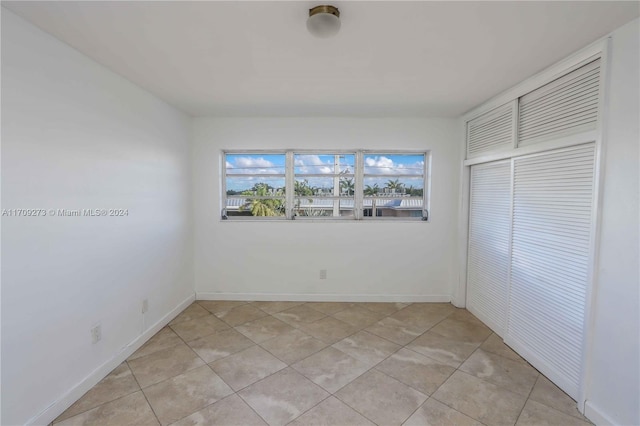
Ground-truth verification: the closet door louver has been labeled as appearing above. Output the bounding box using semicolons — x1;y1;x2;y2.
519;60;600;146
467;102;515;158
467;161;512;336
506;143;596;399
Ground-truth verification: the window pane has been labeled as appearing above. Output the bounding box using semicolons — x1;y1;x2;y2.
226;154;286;175
294;198;355;217
292;153;356;219
226;178;285;195
363;177;424;196
225;152;286;218
294;154;355;175
363;154;424;176
226;197;285;217
363;159;425;218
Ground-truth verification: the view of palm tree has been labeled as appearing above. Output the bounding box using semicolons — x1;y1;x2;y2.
364;184;379;196
405;185;424;196
340;178;355;196
239;183;284;216
385;178;404;193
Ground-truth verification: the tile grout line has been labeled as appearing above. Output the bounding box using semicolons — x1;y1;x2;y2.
284;389;335;425
137;320;214;425
51;363;143;424
424;327;496;422
521;374;591;422
429;367;532;426
138;311;238;425
514;373;540;425
363;305;457;348
399;320;498;425
124;362;163;426
54;388;163;426
236;389;284;426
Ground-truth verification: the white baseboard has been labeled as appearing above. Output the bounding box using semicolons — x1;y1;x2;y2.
29;294;195;426
584;400;618;425
451;298;466;308
196;292;451;303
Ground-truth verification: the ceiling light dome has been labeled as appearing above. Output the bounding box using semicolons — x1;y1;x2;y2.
307;5;341;38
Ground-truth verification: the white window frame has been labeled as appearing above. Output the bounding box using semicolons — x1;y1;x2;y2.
361;150;431;221
221;150;287;221
222;149;431;222
292;151;358;221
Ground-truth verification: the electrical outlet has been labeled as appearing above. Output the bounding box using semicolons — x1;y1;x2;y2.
319;269;327;280
91;324;102;344
142;299;149;313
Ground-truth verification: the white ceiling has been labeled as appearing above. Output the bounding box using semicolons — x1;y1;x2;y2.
3;1;639;117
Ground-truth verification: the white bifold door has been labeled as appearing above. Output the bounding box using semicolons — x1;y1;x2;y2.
467;143;596;400
506;143;596;400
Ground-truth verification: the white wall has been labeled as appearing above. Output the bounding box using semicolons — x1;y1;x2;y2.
1;10;194;425
585;19;639;426
193;117;459;301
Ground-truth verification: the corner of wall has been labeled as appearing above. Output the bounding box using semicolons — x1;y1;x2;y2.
452;116;469;308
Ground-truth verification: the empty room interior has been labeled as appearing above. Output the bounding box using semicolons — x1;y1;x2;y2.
1;1;639;425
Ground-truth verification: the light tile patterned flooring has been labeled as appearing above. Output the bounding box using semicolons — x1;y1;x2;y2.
53;301;592;426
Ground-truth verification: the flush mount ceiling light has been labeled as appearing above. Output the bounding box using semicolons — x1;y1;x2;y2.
307;5;341;38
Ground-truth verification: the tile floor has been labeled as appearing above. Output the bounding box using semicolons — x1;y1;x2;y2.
53;301;593;426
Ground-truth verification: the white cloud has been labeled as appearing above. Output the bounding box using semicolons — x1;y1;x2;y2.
235;157;275;168
227;156;283;175
365;156;394;170
295;155;334;175
295;155;324;166
364;156;424;175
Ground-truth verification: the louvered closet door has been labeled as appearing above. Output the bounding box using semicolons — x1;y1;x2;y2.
467;161;512;337
506;143;596;399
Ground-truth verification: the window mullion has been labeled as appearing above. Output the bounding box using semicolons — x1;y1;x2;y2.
424;151;431;220
355;151;364;220
221;152;228;219
285;151;294;219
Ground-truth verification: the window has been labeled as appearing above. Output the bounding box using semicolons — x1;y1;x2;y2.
363;153;427;219
224;153;286;218
223;151;429;221
294;153;355;218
